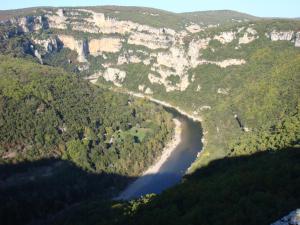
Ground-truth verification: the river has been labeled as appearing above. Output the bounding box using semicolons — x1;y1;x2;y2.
117;105;203;200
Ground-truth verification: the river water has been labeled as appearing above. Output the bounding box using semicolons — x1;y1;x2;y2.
117;106;203;200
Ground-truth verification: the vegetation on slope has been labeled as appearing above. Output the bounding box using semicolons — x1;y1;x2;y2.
128;20;300;170
123;147;300;225
0;56;174;225
0;6;258;30
181;9;258;25
54;147;300;225
0;8;299;225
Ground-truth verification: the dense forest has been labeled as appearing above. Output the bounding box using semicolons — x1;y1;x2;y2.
0;56;174;225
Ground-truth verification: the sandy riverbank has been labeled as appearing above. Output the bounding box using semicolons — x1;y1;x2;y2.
143;118;182;176
124;90;207;174
116;118;182;200
88;83;204;199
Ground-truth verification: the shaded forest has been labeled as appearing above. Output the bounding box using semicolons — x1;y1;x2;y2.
54;147;300;225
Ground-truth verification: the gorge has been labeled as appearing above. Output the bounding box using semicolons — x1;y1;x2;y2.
0;5;299;225
116;105;203;200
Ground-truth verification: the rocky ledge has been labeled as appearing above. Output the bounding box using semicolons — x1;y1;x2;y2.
271;209;300;225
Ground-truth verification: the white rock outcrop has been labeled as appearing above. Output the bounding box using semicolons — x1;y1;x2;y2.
86;10;137;34
185;23;203;33
89;38;122;56
4;8;272;94
128;55;142;63
217;88;230;95
271;209;300;225
148;39;211;92
200;106;211;111
188;38;210;67
239;34;256;44
239;27;258;44
270;31;294;41
212;59;246;68
34;49;43;64
156;46;188;74
128;32;172;49
9;15;47;33
214;31;236;44
117;53;143;65
32;37;59;53
103;68;126;87
295;32;300;47
46;9;67;30
138;85;145;92
58;35;88;62
144;87;153;94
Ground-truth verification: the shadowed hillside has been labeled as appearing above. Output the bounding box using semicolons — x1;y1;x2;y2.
53;147;300;225
0;158;134;225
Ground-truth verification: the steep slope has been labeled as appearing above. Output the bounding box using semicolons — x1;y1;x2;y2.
124;148;300;225
0;6;299;171
0;55;176;174
53;147;300;225
0;56;175;225
0;6;299;225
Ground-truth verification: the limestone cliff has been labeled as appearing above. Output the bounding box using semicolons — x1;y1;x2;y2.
2;8;300;92
58;35;88;63
89;38;122;56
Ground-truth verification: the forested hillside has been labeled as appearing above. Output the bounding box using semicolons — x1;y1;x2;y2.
0;56;174;225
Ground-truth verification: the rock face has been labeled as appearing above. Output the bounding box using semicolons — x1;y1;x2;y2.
214;31;236;44
270;31;294;41
239;27;258;44
7;15;48;33
82;9;136;34
46;9;67;30
271;209;300;225
89;38;122;56
212;59;246;68
128;32;172;49
3;7;300;93
188;38;210;67
32;37;59;53
185;23;203;33
144;87;153;94
295;32;300;47
103;68;126;87
138;85;145;92
268;30;300;47
58;35;88;62
156;46;188;74
217;88;229;95
34;49;43;64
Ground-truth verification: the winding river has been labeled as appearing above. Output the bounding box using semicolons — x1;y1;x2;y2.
117;103;203;200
